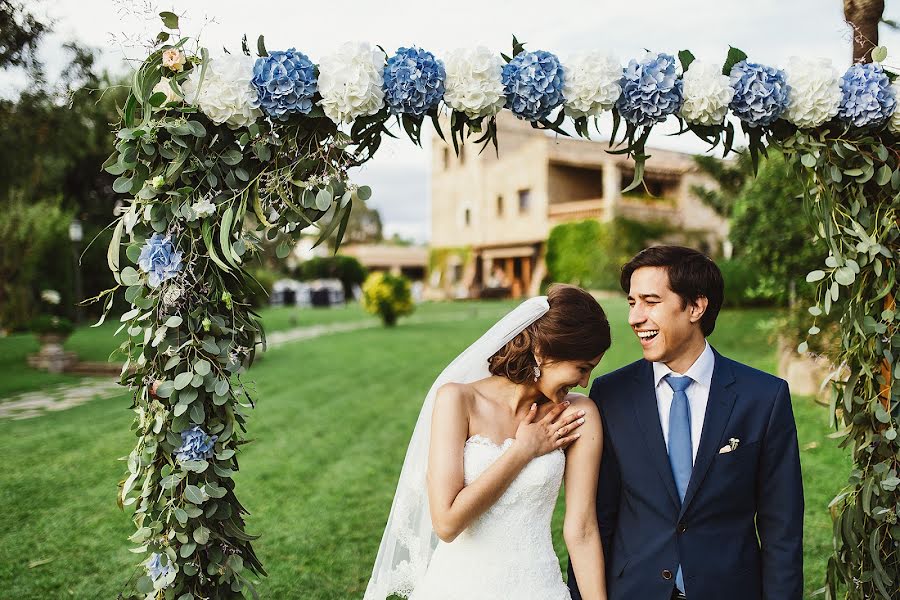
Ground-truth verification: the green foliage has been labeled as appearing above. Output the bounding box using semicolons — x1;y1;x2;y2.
28;314;75;337
0;0;48;69
297;255;367;300
776;126;899;600
361;272;414;326
718;258;767;308
0;196;73;330
545;217;670;290
243;267;278;309
427;247;470;287
728;150;823;306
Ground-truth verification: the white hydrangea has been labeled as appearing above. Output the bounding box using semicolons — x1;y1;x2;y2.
317;42;386;124
443;46;505;119
889;81;900;134
783;57;841;128
562;51;621;118
182;54;261;129
680;59;734;126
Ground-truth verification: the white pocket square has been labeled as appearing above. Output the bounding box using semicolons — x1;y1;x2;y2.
718;438;740;454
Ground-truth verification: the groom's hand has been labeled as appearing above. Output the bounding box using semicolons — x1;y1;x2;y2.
514;401;587;458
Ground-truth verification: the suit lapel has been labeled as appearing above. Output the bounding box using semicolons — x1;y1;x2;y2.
679;349;737;517
631;360;680;510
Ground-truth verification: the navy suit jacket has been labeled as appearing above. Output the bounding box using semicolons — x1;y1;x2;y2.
567;348;804;600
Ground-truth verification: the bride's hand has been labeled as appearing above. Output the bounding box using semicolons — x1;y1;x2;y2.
513;401;586;459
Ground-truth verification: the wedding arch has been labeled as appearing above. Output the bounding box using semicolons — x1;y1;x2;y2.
100;12;898;599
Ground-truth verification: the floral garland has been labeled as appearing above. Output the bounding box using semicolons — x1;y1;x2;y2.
101;12;899;599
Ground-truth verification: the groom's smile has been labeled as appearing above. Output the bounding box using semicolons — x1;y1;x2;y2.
627;266;708;373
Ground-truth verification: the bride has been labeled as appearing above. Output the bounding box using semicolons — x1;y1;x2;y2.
365;284;611;600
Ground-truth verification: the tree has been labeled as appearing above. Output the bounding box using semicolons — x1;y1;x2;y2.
327;197;383;248
0;0;48;69
0;27;129;328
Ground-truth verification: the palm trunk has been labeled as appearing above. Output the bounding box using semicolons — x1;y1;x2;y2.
843;0;885;62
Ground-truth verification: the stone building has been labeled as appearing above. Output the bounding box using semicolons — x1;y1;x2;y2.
429;112;728;298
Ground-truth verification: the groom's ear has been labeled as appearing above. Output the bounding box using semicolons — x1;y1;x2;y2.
688;296;709;324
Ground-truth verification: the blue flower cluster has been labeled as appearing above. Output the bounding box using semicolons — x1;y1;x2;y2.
728;61;790;127
138;234;183;288
616;53;683;127
252;49;318;120
501;50;565;121
146;553;174;583
174;425;217;462
383;47;445;116
838;63;897;127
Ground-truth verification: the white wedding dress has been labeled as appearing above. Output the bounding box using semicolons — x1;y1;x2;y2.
409;435;571;600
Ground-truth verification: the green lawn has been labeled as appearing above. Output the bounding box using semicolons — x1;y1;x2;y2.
0;301;515;398
0;300;849;598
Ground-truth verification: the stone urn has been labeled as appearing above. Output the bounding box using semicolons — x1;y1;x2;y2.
28;332;77;374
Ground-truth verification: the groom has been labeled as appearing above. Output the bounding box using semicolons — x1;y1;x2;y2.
567;246;803;600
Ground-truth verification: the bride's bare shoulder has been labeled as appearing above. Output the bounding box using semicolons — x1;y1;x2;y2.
434;382;477;410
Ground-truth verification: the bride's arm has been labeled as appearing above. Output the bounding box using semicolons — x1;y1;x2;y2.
563;396;607;600
426;383;583;543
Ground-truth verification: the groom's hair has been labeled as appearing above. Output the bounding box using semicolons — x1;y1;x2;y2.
488;284;611;384
620;245;724;336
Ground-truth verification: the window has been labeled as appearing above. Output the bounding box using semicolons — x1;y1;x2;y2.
496;195;503;217
442;147;450;170
518;189;531;213
459;143;466;165
464;207;471;226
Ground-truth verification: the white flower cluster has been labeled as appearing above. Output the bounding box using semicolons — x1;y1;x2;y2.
152;77;180;106
680;60;734;126
182;54;261;129
317;42;386;124
191;197;216;218
562;51;621;118
443;47;506;119
783;57;840;128
41;289;61;305
890;81;900;133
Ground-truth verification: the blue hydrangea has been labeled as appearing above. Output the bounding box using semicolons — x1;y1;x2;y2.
616;53;683;127
252;49;318;120
146;553;174;584
838;62;897;127
501;50;565;121
138;234;183;288
383;46;445;116
728;61;790;127
174;425;217;462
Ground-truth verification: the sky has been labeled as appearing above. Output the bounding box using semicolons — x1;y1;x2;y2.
4;0;899;242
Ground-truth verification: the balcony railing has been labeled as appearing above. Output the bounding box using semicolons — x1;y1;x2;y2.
547;198;605;222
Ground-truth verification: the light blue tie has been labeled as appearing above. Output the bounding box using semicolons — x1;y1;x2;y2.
665;374;693;594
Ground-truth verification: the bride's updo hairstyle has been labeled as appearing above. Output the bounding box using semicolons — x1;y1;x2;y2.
488;284;611;384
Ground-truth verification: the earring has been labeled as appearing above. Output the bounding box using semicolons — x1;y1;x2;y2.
533;365;541;382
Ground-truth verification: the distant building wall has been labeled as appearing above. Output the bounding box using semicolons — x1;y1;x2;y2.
430;112;728;298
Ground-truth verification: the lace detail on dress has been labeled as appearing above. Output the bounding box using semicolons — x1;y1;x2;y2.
403;435;571;600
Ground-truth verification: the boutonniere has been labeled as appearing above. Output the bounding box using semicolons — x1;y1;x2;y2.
719;438;740;454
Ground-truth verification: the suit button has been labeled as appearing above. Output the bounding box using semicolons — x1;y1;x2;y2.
677;523;687;534
662;569;673;580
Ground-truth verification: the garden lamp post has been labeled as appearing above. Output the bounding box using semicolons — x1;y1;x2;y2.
68;218;83;324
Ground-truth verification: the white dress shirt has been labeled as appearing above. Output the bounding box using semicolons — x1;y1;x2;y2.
652;341;716;465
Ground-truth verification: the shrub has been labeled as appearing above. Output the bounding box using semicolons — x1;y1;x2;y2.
29;314;75;337
545;217;670;290
361;271;414;326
